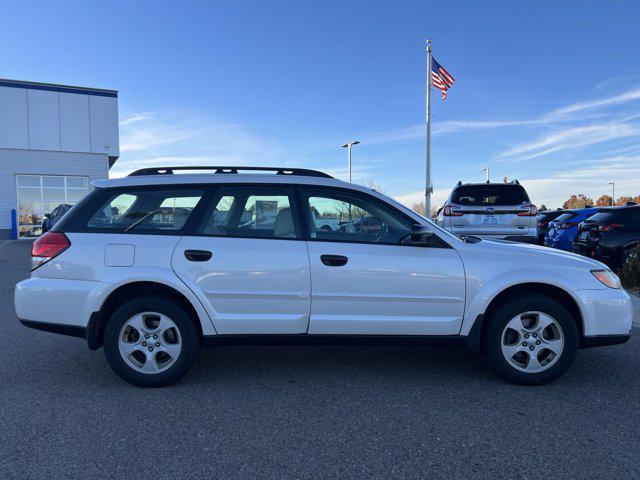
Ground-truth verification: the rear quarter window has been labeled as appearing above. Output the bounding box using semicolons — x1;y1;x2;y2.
84;188;204;233
451;185;530;206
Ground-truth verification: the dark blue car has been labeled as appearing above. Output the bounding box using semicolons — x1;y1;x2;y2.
544;207;600;251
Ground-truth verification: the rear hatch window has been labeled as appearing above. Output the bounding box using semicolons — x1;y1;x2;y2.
554;212;578;223
586;210;637;224
451;185;530;206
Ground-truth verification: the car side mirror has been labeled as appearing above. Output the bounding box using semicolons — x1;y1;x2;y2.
44;213;51;219
410;225;434;245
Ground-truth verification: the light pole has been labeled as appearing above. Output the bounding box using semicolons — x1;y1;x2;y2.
608;182;615;206
481;167;490;183
341;141;360;182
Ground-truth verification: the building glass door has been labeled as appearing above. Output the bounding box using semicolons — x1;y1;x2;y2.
16;175;90;238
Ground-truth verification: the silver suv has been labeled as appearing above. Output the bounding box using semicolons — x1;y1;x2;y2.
435;181;538;243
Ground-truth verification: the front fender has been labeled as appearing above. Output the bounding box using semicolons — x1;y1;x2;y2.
459;267;591;336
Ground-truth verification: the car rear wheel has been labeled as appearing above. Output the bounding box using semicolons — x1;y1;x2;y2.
484;293;579;385
103;296;201;387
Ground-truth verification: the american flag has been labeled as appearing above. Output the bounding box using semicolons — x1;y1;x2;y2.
431;58;455;100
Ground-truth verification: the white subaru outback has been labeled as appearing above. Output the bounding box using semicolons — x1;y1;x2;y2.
14;166;633;387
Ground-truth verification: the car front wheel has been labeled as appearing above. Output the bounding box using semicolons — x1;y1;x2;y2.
103;296;201;387
484;293;579;385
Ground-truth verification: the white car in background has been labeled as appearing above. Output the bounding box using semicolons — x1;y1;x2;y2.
435;180;538;243
14;166;632;387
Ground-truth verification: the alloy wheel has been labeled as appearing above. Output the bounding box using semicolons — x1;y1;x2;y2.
500;311;564;373
118;312;182;374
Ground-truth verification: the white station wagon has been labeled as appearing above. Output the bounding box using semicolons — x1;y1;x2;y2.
15;166;633;387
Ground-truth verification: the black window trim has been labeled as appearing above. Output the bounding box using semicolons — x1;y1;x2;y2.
56;182;452;248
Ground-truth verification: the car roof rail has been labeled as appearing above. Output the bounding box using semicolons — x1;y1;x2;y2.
128;166;333;178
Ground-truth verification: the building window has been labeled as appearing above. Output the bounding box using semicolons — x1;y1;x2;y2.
16;175;90;238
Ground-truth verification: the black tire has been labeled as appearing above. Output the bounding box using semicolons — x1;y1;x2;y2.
103;296;201;387
483;293;579;386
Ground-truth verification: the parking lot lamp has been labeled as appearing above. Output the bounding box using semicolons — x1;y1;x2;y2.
481;168;490;183
608;182;615;206
341;141;360;182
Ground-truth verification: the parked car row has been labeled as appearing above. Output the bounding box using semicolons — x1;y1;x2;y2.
541;203;639;270
434;180;639;272
573;204;640;271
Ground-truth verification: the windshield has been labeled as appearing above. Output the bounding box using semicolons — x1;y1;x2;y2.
451;185;530;206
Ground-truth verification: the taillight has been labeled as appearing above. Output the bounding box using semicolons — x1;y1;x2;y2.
517;204;538;216
557;222;579;230
598;224;623;232
443;205;464;217
537;220;548;227
31;232;70;270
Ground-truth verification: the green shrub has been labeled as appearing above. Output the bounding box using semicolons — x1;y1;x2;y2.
619;246;640;292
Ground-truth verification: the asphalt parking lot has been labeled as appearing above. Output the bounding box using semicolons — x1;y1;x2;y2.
1;240;639;479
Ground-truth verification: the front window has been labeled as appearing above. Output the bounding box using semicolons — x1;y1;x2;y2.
302;189;411;244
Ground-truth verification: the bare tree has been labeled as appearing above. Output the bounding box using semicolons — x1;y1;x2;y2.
411;202;427;217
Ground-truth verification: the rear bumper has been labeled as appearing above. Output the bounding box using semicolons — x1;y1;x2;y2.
573;242;622;269
14;277;98;329
19;319;86;339
450;232;538;243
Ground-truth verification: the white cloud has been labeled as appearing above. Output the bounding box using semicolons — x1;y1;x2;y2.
112;109;286;177
544;87;640;120
362;85;640;145
519;155;640;208
393;188;451;209
500;122;640;161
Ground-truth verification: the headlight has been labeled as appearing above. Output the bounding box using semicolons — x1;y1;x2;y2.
591;269;622;289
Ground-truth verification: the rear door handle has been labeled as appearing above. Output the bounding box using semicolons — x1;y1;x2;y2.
184;249;212;262
320;254;348;267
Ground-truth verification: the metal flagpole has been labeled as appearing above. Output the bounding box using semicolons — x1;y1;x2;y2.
425;38;433;217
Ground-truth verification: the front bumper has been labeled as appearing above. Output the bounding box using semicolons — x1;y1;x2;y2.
582;333;631;348
573;288;634;337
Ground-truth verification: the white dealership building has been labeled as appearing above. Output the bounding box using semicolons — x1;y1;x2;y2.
0;78;119;239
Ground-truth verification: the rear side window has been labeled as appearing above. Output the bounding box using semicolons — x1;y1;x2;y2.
451;185;530;206
198;186;299;239
86;189;203;232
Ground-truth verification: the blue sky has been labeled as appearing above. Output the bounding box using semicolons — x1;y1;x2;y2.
1;0;639;208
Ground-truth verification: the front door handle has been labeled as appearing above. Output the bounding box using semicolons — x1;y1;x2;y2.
184;249;212;262
320;254;348;267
